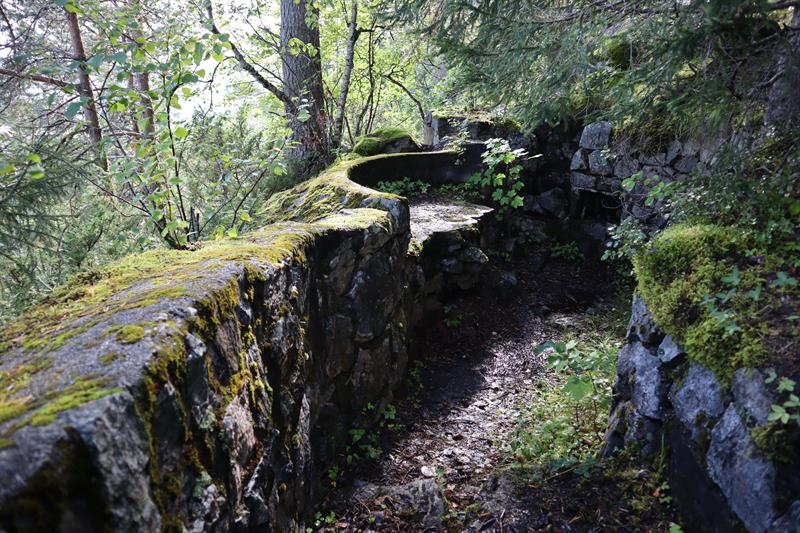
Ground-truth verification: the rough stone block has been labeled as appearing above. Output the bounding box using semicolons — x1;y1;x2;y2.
570;149;588;171
707;406;777;533
671;363;727;443
732;368;773;427
588;150;613;175
579;121;612;150
657;335;686;366
631;344;669;420
614;158;641;179
673;155;699;174
626;294;663;345
570;171;596;190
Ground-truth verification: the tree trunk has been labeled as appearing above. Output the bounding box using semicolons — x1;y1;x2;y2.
331;0;359;151
64;9;106;170
280;0;329;170
129;0;156;140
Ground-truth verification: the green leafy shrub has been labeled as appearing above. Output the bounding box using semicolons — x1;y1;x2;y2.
351;127;414;156
375;177;430;197
468;138;526;218
550;241;584;263
510;337;618;473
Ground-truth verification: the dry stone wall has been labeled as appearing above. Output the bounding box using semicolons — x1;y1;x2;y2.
568;121;721;227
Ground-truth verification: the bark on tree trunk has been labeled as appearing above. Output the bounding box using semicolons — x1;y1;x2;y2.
280;0;329;169
64;9;106;170
331;0;358;150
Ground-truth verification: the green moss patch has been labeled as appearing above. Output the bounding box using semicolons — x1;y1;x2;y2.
99;351;121;365
29;378;120;426
258;163;400;225
634;223;798;383
352;128;415;156
0;223;326;355
0;358;54;424
0;370;119;433
111;325;147;344
605;37;633;70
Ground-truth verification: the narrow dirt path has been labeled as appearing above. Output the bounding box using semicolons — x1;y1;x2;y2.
316;252;677;532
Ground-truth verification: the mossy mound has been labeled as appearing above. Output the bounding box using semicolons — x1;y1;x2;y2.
351;128;416;156
633;224;796;383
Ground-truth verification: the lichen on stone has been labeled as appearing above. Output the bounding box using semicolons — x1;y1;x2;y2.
111;324;147;344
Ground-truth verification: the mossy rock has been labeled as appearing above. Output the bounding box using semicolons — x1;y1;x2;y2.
352;128;418;156
633;224;771;383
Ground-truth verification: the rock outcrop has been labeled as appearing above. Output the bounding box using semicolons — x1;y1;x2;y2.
604;295;800;532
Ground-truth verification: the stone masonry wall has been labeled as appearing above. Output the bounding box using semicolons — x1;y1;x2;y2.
0;162;416;532
568;121;721;227
604;295;800;533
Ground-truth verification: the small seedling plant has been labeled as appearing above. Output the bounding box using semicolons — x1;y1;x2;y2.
550;241;583;263
765;370;800;426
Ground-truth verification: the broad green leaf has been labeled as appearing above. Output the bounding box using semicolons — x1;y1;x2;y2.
65;101;83;120
193;42;205;65
27;166;45;179
563;377;593;401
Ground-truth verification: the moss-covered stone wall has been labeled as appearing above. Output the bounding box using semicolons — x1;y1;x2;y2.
0;158;414;532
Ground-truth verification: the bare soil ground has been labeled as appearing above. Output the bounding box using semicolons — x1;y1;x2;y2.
315;251;678;532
